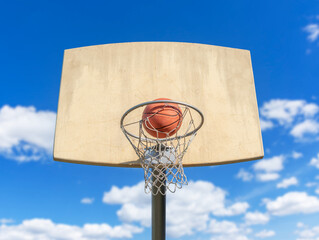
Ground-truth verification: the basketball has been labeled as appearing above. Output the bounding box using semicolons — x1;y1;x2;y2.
142;98;183;138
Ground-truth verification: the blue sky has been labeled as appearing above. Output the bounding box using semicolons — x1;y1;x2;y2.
1;0;319;239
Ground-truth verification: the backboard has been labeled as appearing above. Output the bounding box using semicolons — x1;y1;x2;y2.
53;42;263;167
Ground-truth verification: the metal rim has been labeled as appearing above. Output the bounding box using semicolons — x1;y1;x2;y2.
120;100;204;141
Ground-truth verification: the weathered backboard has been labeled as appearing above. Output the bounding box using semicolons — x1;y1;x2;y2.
54;42;263;167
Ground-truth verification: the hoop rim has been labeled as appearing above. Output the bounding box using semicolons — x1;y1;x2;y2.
120;100;204;141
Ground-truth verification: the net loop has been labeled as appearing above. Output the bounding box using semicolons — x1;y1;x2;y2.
121;100;204;195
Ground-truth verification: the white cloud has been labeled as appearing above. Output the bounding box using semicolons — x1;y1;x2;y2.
253;156;284;173
304;24;319;42
277;177;298;189
260;99;302;124
260;119;274;131
236;168;253;182
253;155;284;182
103;182;151;227
103;182;149;205
292;151;303;159
259;99;319;140
265;192;319;216
210;235;249;240
213;202;249;217
244;211;269;225
0;105;56;162
290;120;319;139
0;219;13;225
316;188;319;195
81;198;94;204
0;218;143;240
207;219;239;234
295;224;319;240
103;180;249;238
255;230;275;238
256;173;280;182
207;219;250;240
297;222;306;228
310;153;319;169
303;103;319;116
260;99;318;125
305;182;317;187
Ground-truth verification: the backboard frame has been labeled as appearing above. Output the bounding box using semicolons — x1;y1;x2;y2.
53;42;264;167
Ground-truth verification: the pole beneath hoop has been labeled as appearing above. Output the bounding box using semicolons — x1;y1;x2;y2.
152;169;166;240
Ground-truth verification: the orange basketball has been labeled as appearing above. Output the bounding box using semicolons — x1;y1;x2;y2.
142;98;183;138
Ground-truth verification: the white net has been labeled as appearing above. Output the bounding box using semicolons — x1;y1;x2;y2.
121;101;203;195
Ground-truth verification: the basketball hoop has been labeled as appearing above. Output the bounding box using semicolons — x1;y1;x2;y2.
54;42;264;240
120;99;204;195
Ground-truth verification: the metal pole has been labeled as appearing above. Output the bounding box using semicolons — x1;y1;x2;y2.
152;169;166;240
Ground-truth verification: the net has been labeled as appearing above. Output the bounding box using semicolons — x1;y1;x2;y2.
121;100;204;195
